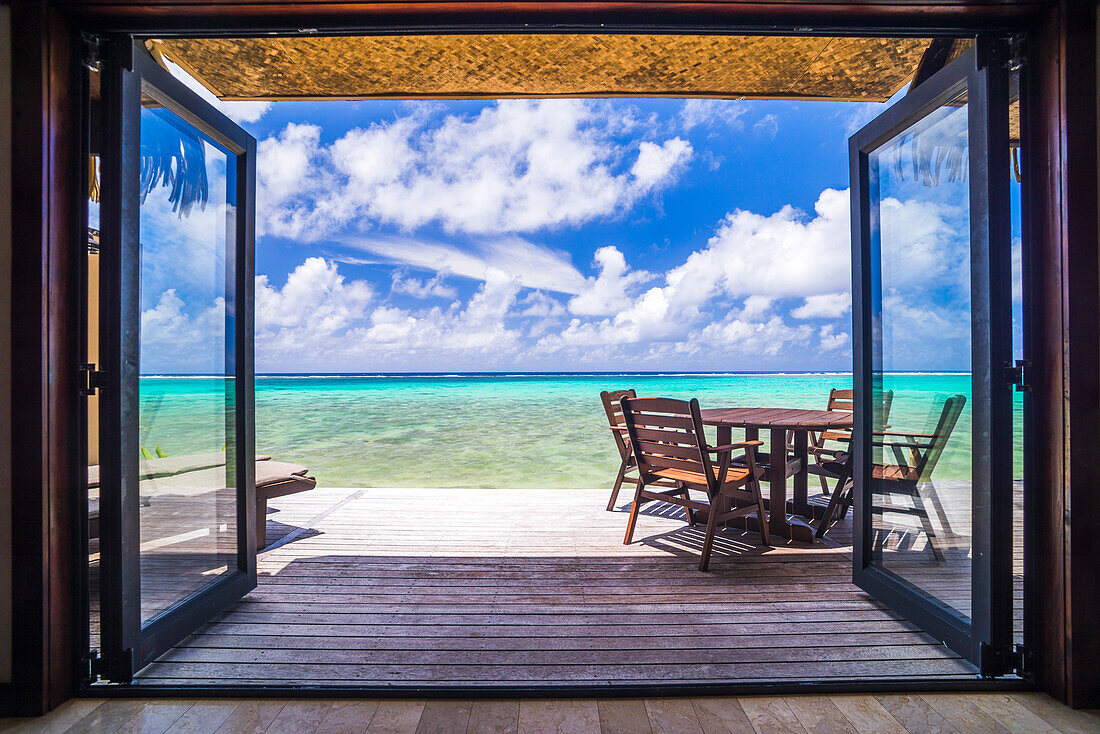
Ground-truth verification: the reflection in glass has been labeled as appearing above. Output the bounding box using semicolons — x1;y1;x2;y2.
868;92;974;620
137;91;238;625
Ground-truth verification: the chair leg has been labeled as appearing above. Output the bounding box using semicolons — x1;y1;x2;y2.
815;489;842;538
256;497;268;550
819;473;831;496
623;478;646;545
699;496;723;571
923;480;956;537
606;458;630;511
815;473;852;538
680;486;695;526
753;476;770;547
912;491;946;563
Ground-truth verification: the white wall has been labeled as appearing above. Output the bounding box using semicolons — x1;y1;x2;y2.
0;3;13;686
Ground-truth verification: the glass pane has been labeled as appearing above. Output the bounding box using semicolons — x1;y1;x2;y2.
868;90;973;620
1009;89;1024;646
137;88;238;625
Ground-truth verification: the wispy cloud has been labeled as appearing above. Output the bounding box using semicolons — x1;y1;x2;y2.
342;235;587;295
678;99;750;131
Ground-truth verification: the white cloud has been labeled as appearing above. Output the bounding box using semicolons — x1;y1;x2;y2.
678;99;750;131
631;139;693;190
670;187;853;300
518;290;566;319
257;100;694;238
255;258;374;355
390;271;457;300
792;293;851;319
818;324;851;352
351;270;522;354
535;190;854;352
140;289;225;372
568;246;653;316
160;56;271;125
150;180;971;371
137;142;233;316
699;314;813;356
344;235;586;295
880;293;971;369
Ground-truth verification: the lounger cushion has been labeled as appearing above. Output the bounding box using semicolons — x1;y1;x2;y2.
255;460;312;486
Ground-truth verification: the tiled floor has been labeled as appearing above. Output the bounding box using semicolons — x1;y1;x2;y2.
3;692;1098;733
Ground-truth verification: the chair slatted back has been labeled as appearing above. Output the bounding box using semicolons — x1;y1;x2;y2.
814;388;894;445
600;389;636;462
620;397;714;491
818;388;855;443
915;394;966;480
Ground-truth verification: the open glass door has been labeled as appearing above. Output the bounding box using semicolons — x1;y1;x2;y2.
849;41;1016;675
96;39;257;682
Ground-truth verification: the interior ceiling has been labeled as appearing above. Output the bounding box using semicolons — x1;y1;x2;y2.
147;34;936;102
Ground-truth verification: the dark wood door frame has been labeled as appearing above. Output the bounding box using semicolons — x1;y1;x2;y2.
1021;0;1100;709
4;0;1097;715
4;0;85;717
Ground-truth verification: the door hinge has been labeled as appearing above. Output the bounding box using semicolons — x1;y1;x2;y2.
80;363;108;396
980;642;1030;678
82;34;104;73
89;647;135;684
1012;644;1032;677
86;648;102;682
1004;359;1030;392
1008;34;1027;72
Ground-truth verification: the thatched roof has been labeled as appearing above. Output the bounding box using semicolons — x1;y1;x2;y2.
147;34;935;102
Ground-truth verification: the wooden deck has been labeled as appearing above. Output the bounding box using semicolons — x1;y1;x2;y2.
130;486;981;687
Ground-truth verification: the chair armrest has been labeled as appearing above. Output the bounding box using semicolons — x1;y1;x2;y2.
876;430;936;438
808;446;848;458
872;439;933;449
707;440;764;453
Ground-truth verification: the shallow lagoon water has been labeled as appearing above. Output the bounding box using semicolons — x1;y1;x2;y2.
138;373;1022;488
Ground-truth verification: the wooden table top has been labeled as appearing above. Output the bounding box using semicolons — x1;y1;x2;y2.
700;407;853;430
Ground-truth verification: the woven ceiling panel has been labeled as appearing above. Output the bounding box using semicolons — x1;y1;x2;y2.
149;34;932;102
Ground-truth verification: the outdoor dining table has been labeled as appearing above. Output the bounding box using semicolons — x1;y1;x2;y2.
700;407;854;542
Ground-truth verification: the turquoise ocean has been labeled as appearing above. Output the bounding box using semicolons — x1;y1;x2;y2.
137;373;1024;488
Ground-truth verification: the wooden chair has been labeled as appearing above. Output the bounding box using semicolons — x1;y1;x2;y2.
815;395;966;563
601;389;638;511
620;396;770;571
802;389;893;496
601;389;682;511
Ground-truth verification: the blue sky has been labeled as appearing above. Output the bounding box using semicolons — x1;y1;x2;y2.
135;65;1021;374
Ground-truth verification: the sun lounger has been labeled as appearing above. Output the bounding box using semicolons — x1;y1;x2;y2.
87;455;317;549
